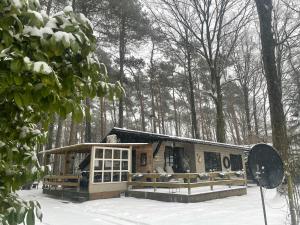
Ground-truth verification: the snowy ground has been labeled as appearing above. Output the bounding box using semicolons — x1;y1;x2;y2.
19;185;289;225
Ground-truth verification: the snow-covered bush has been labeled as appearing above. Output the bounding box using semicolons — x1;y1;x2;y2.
0;0;122;224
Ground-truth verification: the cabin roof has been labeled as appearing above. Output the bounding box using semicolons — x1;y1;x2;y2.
102;127;250;151
40;143;150;154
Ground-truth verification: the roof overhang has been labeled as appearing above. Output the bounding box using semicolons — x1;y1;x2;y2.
103;127;250;151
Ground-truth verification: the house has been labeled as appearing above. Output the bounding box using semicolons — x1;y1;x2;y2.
41;127;249;202
104;127;249;174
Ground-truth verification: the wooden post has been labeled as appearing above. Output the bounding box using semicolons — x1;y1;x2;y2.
187;173;191;195
243;170;247;186
210;172;214;191
77;174;80;192
227;173;231;188
128;172;132;190
154;176;157;192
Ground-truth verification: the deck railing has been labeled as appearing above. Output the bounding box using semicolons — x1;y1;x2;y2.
43;175;81;190
128;171;246;195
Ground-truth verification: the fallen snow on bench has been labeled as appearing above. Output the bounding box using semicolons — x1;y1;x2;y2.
18;186;288;225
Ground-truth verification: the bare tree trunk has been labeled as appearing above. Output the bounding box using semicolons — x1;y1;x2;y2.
118;12;126;128
255;1;297;224
100;97;106;139
213;69;226;143
85;98;92;142
243;86;252;143
149;42;157;133
227;115;237;144
252;92;259;139
186;31;199;139
263;90;268;139
230;105;242;145
55;116;64;148
172;73;179;136
45;115;55;165
69;114;77;145
46;0;53;15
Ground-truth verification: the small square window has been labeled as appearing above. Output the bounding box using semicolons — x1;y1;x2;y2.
121;172;128;181
113;172;120;182
94;172;103;183
113;161;120;170
104;149;112;159
104;172;111;182
114;150;121;159
94;160;103;170
95;149;103;158
122;150;128;159
122;161;128;170
104;160;112;170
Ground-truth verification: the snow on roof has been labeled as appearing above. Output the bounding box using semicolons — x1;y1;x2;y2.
40;143;150;154
105;127;250;151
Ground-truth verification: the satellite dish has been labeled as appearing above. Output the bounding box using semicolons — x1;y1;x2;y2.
248;143;284;189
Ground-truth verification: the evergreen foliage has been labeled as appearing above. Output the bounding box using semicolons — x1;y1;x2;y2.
0;0;122;224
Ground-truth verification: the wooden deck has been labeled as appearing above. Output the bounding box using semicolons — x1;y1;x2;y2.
128;171;247;195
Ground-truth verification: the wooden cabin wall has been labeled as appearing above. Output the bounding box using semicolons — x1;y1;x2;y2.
134;144;153;173
153;142;196;173
153;142;165;171
194;144;245;173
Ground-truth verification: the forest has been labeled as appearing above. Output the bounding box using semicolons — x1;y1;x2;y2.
0;0;300;225
39;0;300;150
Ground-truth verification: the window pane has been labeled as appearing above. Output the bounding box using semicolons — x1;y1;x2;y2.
113;172;120;182
140;153;147;166
122;150;128;159
113;161;120;170
95;149;103;158
122;161;128;170
114;150;121;159
121;172;128;181
94;160;103;170
104;172;111;182
94;172;103;183
104;160;112;170
104;149;112;159
204;152;222;172
230;154;243;171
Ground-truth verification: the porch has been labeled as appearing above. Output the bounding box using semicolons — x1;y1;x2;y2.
127;171;247;203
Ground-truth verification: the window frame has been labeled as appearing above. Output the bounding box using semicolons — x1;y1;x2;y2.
92;147;130;184
230;154;243;171
204;151;222;172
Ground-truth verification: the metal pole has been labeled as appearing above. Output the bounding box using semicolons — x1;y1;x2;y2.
256;166;268;225
259;180;268;225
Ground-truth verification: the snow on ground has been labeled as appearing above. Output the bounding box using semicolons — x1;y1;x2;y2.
18;186;289;225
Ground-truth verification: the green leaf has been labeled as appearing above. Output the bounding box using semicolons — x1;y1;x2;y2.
26;209;35;225
35;205;42;221
17;206;26;223
13;75;23;85
14;93;23;108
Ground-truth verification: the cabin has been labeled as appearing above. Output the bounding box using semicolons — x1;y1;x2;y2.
42;128;249;202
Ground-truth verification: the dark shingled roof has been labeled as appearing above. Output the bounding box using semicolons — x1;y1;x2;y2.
102;127;250;151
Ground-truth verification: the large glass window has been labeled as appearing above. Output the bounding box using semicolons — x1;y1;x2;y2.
230;154;243;171
204;152;222;172
93;148;129;183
